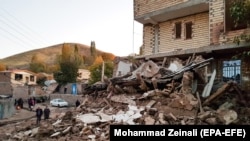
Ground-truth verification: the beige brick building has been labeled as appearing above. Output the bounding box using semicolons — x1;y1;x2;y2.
134;0;250;91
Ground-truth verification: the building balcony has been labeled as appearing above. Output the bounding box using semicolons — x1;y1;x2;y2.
134;0;209;24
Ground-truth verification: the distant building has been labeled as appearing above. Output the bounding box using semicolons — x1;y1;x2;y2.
0;69;37;95
77;69;90;83
113;58;132;77
0;69;37;86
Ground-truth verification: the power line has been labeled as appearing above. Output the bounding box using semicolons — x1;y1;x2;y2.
0;30;27;48
0;26;34;48
0;8;51;45
0;18;39;47
0;13;45;47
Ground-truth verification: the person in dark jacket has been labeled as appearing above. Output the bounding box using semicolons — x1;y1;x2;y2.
43;106;50;120
36;107;43;125
75;99;80;107
18;98;23;109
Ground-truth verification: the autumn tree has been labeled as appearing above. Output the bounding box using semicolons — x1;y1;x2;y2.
54;43;83;85
0;62;6;71
93;56;104;65
88;56;113;84
46;64;60;73
101;52;115;61
29;53;46;73
73;44;84;67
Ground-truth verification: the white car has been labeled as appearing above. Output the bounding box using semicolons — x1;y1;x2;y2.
50;98;69;107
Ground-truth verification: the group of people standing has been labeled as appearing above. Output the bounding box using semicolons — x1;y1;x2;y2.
36;105;50;125
36;99;81;125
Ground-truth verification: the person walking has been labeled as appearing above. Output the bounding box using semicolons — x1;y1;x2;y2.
36;107;43;125
43;106;50;120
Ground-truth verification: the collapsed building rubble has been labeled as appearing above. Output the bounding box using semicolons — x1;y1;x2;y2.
1;54;250;140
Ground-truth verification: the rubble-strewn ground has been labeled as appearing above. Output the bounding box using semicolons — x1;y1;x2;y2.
1;55;250;141
0;92;250;141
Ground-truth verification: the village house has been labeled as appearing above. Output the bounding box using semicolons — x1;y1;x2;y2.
0;69;37;119
133;0;250;92
0;69;37;96
56;69;90;94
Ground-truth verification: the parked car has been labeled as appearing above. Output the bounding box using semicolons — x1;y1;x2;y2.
34;96;47;103
50;98;69;107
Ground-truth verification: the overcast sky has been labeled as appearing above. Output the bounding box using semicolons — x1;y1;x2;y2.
0;0;143;59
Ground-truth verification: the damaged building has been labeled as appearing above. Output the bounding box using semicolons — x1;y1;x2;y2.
1;0;250;140
134;0;250;92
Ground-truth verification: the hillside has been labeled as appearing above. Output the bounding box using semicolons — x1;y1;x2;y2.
0;43;115;69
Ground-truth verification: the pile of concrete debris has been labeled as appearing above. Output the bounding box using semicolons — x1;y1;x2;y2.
1;54;250;141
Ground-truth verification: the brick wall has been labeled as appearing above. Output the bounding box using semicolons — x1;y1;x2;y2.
143;24;155;55
134;0;187;17
241;59;250;92
209;0;225;45
159;12;209;52
142;12;209;55
220;28;250;44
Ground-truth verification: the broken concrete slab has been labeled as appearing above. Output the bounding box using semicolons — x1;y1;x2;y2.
146;100;156;109
110;94;136;105
144;116;155;125
76;113;104;124
217;109;238;125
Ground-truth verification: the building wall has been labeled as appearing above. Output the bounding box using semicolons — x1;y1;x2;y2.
210;0;250;45
0;98;15;119
77;69;90;80
10;73;37;85
0;72;11;83
139;0;250;54
13;85;29;101
115;61;132;76
159;12;209;53
134;0;188;17
0;83;12;95
142;12;209;55
59;83;83;94
209;0;224;45
143;24;155;55
241;59;250;91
